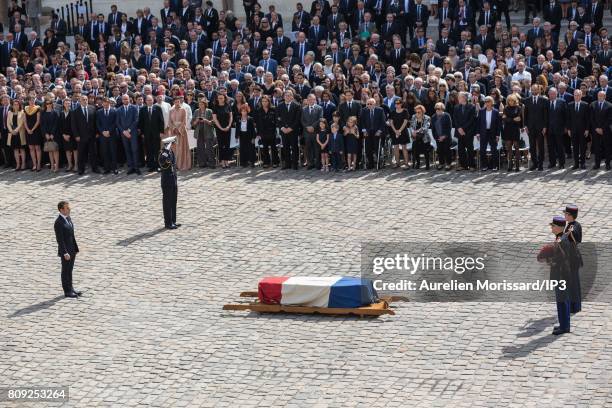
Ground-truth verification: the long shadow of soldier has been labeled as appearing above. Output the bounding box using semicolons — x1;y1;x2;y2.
7;295;65;318
499;316;562;359
116;227;168;247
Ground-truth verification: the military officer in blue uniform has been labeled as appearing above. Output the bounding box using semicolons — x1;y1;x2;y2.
563;204;582;314
540;216;580;335
159;137;181;230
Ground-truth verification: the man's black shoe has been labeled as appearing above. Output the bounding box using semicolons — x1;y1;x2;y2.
571;165;579;170
529;166;537;171
548;164;556;169
113;170;119;175
538;166;543;171
173;223;181;228
92;168;101;173
552;327;570;335
606;163;611;170
103;170;110;175
78;171;84;175
165;225;177;230
592;164;600;170
127;168;135;175
580;164;586;169
135;169;142;175
65;292;78;298
558;163;565;169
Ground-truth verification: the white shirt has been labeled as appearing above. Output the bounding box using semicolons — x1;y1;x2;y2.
512;70;532;82
182;102;193;130
60;213;72;227
240;120;247;132
157;101;171;129
485;109;492;129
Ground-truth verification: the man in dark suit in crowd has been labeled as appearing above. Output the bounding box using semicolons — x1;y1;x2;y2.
96;97;119;175
71;95;99;175
12;24;27;51
49;13;68;43
524;84;549;171
139;95;166;172
0;95;12;168
54;201;81;298
453;92;477;170
276;90;302;170
589;0;604;32
568;89;590;170
360;97;386;169
590;90;612;170
116;94;141;175
108;4;124;27
543;0;563;40
547;87;567;169
476;96;502;171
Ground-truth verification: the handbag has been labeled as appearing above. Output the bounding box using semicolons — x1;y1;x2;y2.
43;141;59;152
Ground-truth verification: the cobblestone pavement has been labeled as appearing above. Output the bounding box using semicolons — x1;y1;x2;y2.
1;167;611;407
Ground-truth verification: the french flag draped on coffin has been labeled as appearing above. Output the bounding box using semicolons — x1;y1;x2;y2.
258;277;379;308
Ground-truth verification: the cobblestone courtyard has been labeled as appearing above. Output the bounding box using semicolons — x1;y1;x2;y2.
1;168;611;407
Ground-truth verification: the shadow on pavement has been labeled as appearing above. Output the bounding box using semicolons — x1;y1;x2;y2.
7;295;65;318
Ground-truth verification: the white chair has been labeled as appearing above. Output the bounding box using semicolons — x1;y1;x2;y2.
187;130;197;167
230;128;239;166
519;130;530;165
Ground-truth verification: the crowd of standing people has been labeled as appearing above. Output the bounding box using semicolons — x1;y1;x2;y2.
0;0;610;175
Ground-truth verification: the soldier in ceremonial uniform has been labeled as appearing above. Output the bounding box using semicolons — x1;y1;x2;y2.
158;137;181;230
564;204;583;314
538;216;580;335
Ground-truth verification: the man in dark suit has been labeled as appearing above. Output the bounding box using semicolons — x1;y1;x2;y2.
71;95;100;175
308;16;328;48
477;2;496;32
543;0;563;40
96;97;119;174
12;24;27;51
589;0;604;32
476;96;502;171
590;90;612;170
338;89;362;127
380;13;401;43
524;84;549;170
25;32;42;57
453;92;477;170
526;18;545;47
568;89;590;169
116;94;141;175
411;0;430;32
54;201;81;298
276;90;302;169
139;95;166;172
547;88;567;168
108;5;124;27
0;95;12;168
326;4;345;33
50;13;68;43
360;98;386;169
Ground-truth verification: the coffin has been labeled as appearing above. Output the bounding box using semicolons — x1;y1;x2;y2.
258;277;379;308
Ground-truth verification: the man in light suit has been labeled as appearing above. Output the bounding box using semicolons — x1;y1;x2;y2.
301;94;323;169
71;95;99;175
96;97;119;174
360;98;386;169
116;94;141;175
54;201;81;298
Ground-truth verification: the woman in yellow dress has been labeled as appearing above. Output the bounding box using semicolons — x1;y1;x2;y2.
169;96;191;171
